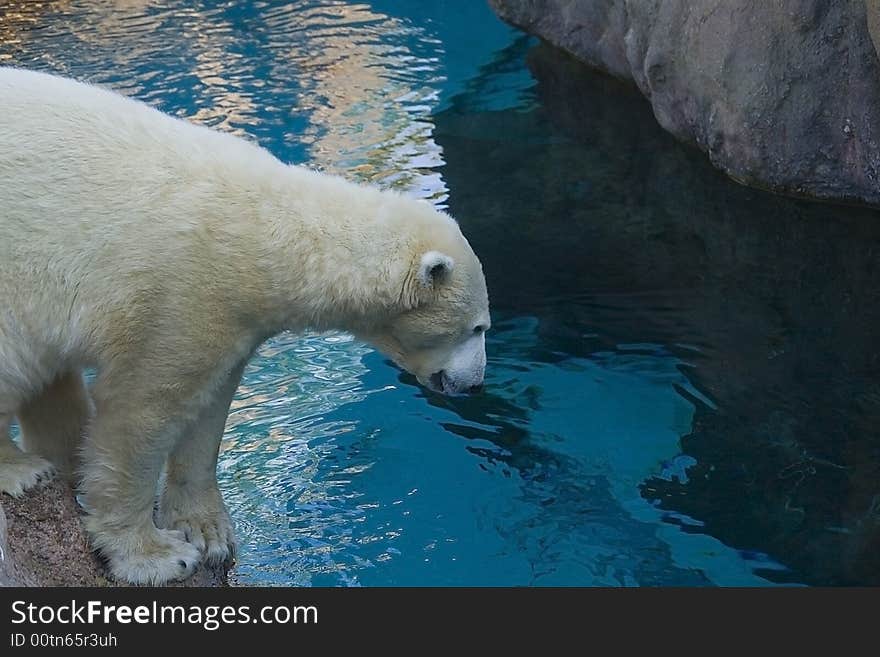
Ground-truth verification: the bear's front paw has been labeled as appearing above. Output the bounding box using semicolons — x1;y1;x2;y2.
90;524;202;585
158;487;236;565
0;453;55;497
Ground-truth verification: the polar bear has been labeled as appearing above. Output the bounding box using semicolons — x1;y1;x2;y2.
0;67;490;584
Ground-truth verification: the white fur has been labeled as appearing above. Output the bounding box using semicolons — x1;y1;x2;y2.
444;333;487;390
0;67;489;584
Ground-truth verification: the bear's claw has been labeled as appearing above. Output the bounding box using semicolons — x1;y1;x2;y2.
158;489;236;565
0;454;55;497
98;527;201;585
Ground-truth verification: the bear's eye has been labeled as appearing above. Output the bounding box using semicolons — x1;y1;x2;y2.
473;324;487;335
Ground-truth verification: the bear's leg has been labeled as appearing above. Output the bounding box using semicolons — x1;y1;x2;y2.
17;371;92;478
0;413;56;497
158;360;245;565
79;376;203;585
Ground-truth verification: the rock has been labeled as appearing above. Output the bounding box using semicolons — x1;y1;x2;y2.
488;0;880;207
1;500;41;586
0;479;227;587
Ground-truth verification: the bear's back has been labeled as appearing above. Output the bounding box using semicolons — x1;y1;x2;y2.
0;68;290;289
0;67;282;199
1;67;191;155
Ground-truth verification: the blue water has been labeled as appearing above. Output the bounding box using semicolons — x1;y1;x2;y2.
4;0;879;586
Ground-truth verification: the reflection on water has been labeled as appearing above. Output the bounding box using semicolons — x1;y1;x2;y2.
2;0;876;585
436;42;880;585
0;0;454;201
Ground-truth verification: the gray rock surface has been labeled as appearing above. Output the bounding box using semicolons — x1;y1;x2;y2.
488;0;880;207
0;480;227;587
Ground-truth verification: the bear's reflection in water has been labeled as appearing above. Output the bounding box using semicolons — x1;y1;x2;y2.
432;40;880;585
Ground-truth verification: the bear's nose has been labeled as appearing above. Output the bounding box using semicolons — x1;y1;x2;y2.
467;383;483;394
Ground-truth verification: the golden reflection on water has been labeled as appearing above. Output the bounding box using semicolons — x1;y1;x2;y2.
282;3;448;201
0;1;40;62
0;1;167;73
187;19;258;137
0;0;449;201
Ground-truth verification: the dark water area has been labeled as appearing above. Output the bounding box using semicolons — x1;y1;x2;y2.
436;41;880;585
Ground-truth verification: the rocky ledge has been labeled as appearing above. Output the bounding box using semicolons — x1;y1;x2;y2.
0;480;227;587
488;0;880;207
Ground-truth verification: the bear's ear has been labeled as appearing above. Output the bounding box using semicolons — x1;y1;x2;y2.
417;251;454;288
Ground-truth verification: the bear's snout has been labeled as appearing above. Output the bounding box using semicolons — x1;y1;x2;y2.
429;369;484;396
424;331;487;396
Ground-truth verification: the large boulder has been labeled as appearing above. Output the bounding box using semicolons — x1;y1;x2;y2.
488;0;880;207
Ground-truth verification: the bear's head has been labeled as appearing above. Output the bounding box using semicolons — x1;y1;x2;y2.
358;209;490;396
